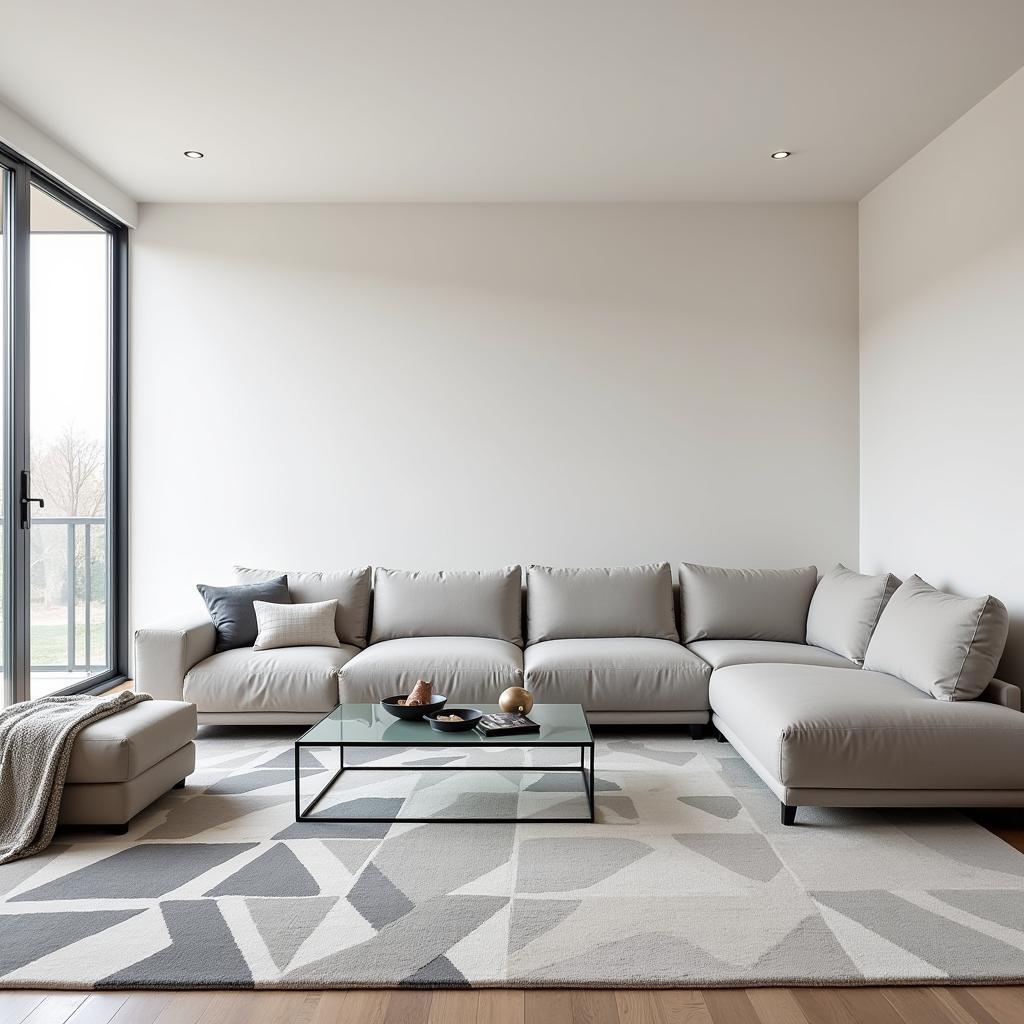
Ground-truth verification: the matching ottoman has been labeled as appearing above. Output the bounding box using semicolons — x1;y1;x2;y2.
58;699;198;834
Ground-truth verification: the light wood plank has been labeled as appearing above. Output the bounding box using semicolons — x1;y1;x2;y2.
882;986;976;1024
839;989;905;1024
427;989;479;1024
479;990;525;1024
701;990;760;1024
745;989;808;1024
254;991;323;1024
64;994;130;1024
791;988;860;1024
526;990;573;1024
963;987;1024;1024
571;990;620;1024
21;994;89;1024
928;987;996;1024
652;991;711;1024
0;991;49;1024
331;991;389;1024
196;991;261;1024
382;990;432;1024
10;986;1024;1024
309;991;351;1024
110;992;175;1024
614;991;664;1024
149;992;215;1024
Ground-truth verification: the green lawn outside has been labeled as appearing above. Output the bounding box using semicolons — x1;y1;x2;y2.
31;622;107;668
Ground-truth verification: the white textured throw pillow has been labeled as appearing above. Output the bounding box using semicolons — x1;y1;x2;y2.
253;599;340;651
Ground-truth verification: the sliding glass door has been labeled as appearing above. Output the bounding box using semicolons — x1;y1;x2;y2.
0;165;8;702
28;186;113;696
1;146;127;705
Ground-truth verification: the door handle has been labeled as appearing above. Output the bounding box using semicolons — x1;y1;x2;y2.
19;470;44;529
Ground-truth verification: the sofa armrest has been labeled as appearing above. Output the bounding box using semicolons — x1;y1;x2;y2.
979;677;1021;712
134;616;216;702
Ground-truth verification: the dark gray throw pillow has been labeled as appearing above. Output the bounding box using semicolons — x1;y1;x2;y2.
197;576;290;652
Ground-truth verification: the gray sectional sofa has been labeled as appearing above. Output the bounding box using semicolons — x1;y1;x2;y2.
135;560;1024;823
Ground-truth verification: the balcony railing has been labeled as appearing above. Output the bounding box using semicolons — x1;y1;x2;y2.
1;515;107;677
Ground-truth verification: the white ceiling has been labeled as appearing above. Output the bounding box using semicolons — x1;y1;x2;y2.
4;0;1024;204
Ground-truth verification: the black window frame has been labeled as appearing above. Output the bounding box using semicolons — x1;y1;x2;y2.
1;141;129;704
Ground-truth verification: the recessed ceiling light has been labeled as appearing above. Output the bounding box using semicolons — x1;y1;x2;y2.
771;150;791;160
183;150;204;159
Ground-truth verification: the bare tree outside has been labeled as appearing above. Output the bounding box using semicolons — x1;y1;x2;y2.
32;423;105;519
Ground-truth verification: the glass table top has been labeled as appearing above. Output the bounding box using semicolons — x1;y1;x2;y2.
298;703;593;747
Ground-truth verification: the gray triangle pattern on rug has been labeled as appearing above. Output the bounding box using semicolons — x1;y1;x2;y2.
140;795;285;840
259;748;325;770
748;912;863;982
207;768;321;795
402;954;469;987
0;844;70;897
273;798;404;840
678;795;742;820
285;895;509;985
322;839;380;874
247;896;337;971
99;901;252;988
348;862;415;928
674;834;783;883
509;898;581;953
0;909;143;975
13;843;258;901
205;843;320;897
811;889;1024;977
607;740;698;768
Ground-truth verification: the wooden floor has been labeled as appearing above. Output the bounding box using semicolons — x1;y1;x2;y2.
39;686;1013;1022
2;985;1024;1024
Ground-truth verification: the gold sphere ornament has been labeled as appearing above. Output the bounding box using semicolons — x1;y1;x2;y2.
499;686;534;714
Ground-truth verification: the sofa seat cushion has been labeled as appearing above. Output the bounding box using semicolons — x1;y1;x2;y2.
525;638;711;713
66;699;198;784
339;637;524;704
710;663;1024;791
184;645;360;714
688;639;855;671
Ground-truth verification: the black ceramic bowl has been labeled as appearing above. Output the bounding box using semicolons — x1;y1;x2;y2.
425;707;483;732
380;694;448;720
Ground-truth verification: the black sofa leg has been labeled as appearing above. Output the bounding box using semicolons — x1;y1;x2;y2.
715;728;727;743
108;822;130;836
781;803;797;826
173;778;187;789
688;724;706;740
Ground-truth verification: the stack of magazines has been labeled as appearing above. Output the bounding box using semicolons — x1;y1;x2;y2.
476;711;540;736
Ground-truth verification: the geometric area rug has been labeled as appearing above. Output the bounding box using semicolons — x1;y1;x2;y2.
1;727;1024;989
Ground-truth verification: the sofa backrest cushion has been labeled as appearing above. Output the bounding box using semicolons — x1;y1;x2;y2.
862;574;1009;701
526;563;678;645
679;563;818;643
234;566;372;648
370;566;523;645
198;576;290;652
806;564;901;664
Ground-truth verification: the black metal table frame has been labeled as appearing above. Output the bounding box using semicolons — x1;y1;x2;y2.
294;739;596;824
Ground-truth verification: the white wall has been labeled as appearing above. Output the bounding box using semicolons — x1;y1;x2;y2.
860;67;1024;685
0;100;136;227
130;202;858;628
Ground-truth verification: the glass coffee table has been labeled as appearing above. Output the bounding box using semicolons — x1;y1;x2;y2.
294;702;595;824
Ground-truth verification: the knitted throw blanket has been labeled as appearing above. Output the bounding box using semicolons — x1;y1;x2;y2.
0;690;151;864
